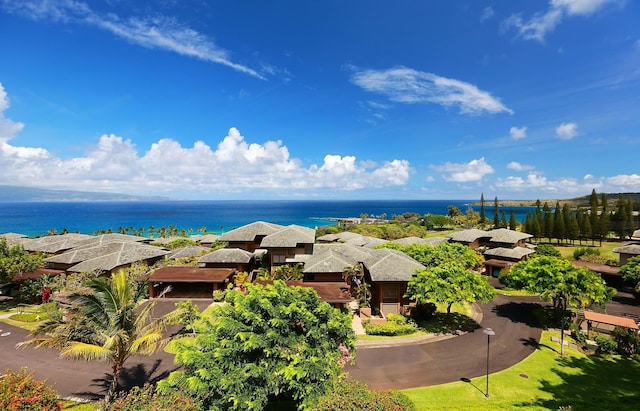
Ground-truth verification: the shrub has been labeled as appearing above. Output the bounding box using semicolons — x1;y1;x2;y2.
578;253;612;265
0;368;62;411
313;377;415;411
535;244;561;257
569;323;587;346
212;288;226;302
100;383;202;410
365;314;418;336
573;247;599;261
612;327;640;356
594;335;618;355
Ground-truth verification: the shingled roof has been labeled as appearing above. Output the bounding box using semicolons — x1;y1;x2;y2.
198;248;255;264
343;235;389;248
168;246;211;259
363;248;425;282
446;229;488;243
613;244;640;256
316;231;363;243
260;225;315;247
302;244;371;274
65;243;169;273
483;246;535;260
486;228;532;244
149;266;235;283
0;233;28;247
21;233;94;253
219;221;284;242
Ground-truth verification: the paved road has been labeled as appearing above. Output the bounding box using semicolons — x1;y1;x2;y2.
345;294;544;390
1;288;637;399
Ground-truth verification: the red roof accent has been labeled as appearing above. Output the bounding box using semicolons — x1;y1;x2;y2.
583;311;638;329
149;266;235;283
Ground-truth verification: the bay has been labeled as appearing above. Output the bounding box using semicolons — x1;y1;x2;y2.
0;200;534;237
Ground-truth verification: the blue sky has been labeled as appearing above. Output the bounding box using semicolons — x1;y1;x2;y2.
0;0;639;200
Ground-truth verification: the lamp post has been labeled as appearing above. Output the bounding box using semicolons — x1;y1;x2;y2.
483;327;495;398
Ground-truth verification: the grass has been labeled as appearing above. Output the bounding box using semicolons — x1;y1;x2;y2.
495;287;537;297
548;240;625;262
402;330;640;410
357;303;475;341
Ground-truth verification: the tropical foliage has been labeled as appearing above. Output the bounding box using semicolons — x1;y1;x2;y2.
0;368;62;411
620;256;640;292
381;242;484;270
0;238;44;283
158;280;355;410
19;270;172;402
405;262;495;315
99;383;202;411
502;256;614;355
312;376;415;411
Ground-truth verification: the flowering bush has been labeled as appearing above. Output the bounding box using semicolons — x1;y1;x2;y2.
0;368;62;411
99;383;201;410
313;376;415;411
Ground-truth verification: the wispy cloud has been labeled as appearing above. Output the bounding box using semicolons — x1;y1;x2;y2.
0;0;266;79
0;84;409;195
556;122;578;139
503;0;620;42
510;126;527;139
430;157;495;182
480;7;495;22
495;171;640;194
350;66;513;115
507;161;535;171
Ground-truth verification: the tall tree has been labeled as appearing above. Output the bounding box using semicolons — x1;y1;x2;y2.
19;270;172;402
552;201;565;244
158;281;355;410
405;262;496;315
493;197;500;228
509;210;517;231
480;193;486;224
543;202;554;242
589;189;600;245
598;193;610;246
503;256;614;356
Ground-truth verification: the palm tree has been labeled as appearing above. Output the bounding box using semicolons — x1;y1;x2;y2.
19;270;171;402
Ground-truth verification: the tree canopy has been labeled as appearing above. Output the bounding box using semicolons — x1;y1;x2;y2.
158;280;355;410
405;262;496;315
383;242;484;271
0;238;44;284
502;256;614;355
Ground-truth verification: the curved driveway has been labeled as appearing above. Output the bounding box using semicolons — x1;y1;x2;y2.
345;294;544;390
0;295;543;399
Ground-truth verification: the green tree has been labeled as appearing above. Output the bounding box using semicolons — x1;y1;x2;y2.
19;270;172;402
0;238;44;284
589;189;599;245
425;214;455;230
158;281;355;410
479;193;486;224
174;300;201;337
493;197;500;228
543;202;554;242
343;263;370;308
620;256;640;292
502;256;614;356
598;193;610;245
389;242;483;270
405;262;496;315
552;201;565;243
509;210;517;231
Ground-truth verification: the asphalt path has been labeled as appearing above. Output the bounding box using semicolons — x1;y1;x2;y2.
0;295;547;400
345;294;544;390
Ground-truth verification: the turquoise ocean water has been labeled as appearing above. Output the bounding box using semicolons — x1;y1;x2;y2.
0;200;534;237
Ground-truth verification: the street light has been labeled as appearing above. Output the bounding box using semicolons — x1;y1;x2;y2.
483;327;496;398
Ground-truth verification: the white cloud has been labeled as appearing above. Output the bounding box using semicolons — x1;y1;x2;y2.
0;83;24;144
495;171;640;195
350;66;513;115
556;122;578;139
507;161;535;171
0;0;265;79
504;0;619;42
430;157;495;182
481;7;495;22
0;87;411;195
510;126;527;139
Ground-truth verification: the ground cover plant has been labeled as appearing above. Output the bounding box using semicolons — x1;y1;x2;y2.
402;330;640;410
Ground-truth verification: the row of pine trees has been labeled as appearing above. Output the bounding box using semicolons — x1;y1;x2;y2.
480;190;637;244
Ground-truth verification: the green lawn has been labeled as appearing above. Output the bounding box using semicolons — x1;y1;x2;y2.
403;330;640;410
550;240;625;262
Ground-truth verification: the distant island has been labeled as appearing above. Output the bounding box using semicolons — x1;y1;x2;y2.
476;192;640;209
0;185;170;202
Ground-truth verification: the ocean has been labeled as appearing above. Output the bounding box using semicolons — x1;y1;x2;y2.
0;200;533;237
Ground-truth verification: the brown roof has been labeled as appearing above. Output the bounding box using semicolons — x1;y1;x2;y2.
12;268;66;282
571;260;620;275
254;280;352;303
484;259;515;268
149;266;235;283
584;310;638;329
